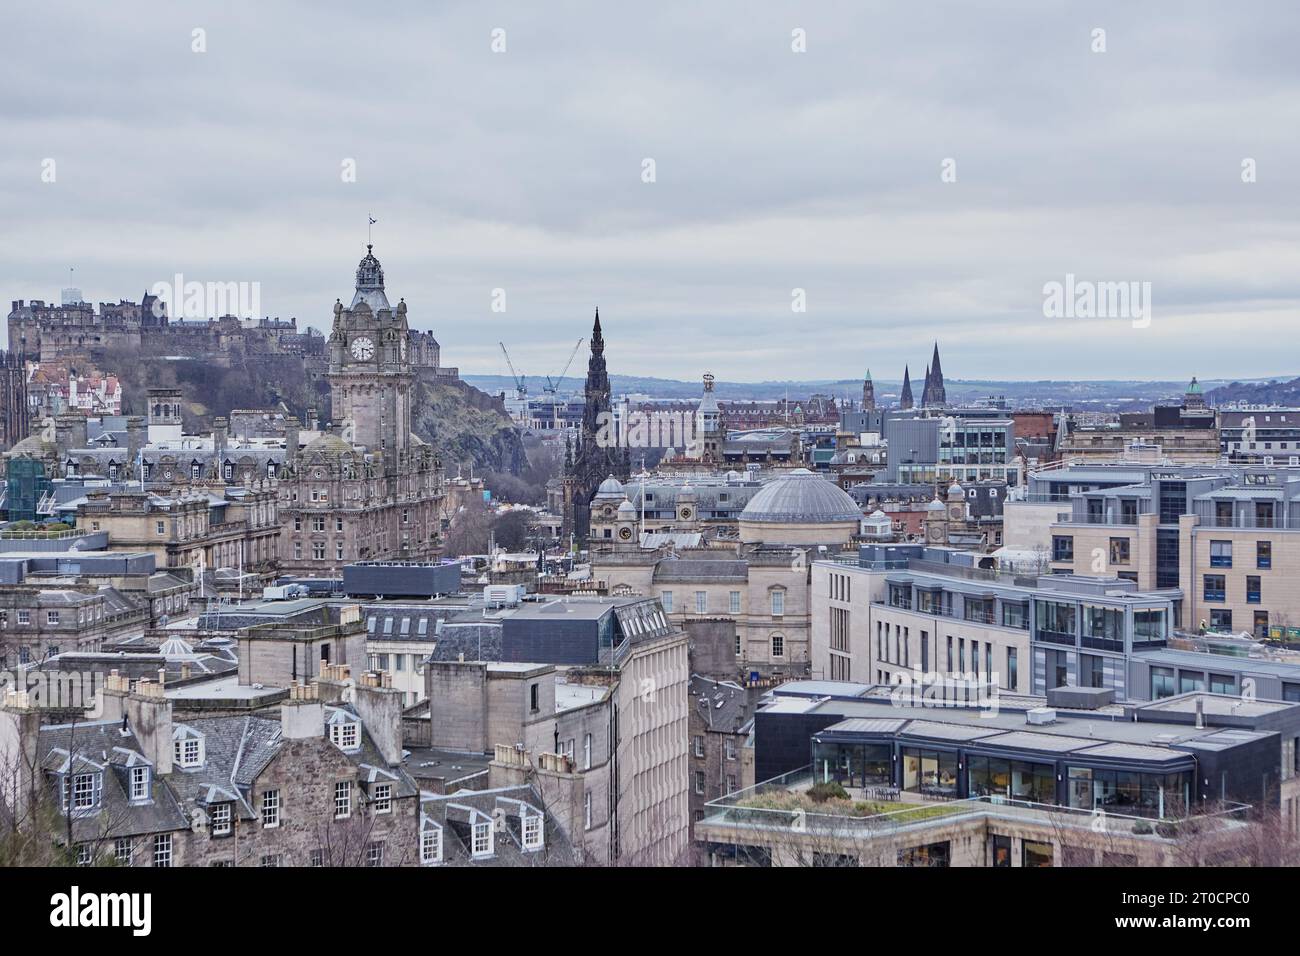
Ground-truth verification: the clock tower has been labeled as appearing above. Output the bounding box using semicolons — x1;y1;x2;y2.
327;244;413;459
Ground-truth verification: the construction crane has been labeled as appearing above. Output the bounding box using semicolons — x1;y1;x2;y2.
541;337;584;432
499;342;527;400
543;337;584;396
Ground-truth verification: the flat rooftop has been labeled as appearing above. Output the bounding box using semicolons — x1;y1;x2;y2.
764;686;1280;751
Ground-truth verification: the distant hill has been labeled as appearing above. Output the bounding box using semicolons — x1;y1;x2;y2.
1207;377;1300;407
464;374;1288;409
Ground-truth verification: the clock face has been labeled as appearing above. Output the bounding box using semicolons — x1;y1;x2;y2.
350;337;375;360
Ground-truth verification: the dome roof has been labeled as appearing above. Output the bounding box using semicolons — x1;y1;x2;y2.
739;469;863;524
947;481;965;500
304;433;353;457
926;496;947;512
596;475;624;495
6;435;52;458
158;636;195;658
350;244;391;311
617;498;637;516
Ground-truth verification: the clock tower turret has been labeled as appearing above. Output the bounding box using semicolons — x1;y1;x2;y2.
327;244;413;459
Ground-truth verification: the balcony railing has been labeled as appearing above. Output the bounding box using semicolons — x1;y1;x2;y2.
1037;629;1077;647
700;767;1253;838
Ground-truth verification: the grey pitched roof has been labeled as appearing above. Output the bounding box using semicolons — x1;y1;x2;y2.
35;719;190;841
653;558;749;583
419;784;573;866
690;675;752;733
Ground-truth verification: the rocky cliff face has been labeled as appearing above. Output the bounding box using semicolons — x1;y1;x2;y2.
106;350;526;476
411;376;526;475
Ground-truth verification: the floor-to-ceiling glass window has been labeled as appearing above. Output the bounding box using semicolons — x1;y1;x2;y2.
901;747;959;796
1066;766;1192;818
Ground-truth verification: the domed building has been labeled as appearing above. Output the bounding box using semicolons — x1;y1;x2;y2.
738;469;864;545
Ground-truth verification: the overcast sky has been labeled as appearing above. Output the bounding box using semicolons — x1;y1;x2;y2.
3;1;1298;384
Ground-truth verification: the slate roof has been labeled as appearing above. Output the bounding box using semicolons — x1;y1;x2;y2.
31;701;420;848
35;719;190;842
690;675;751;734
419;784;573;866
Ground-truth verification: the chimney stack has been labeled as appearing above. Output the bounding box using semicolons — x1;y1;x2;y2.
213;416;228;455
281;681;325;739
125;416;147;467
283;416;300;459
352;670;404;767
125;678;174;774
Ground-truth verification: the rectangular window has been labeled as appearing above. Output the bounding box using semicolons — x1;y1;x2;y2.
1108;537;1130;566
334;781;351;818
1209;540;1232;568
661;591;673;613
129;766;149;801
261;789;280;828
1006;647;1018;691
114;838;133;866
372;783;392;814
729;591;741;614
365;842;384;867
421;829;442;865
1052;535;1074;562
584;733;592;770
1209;673;1235;695
523;816;542;850
1203;575;1226;602
70;773;96;810
1257;541;1272;569
260;854;281;868
695;591;707;614
1247;575;1262;604
211;802;233;836
472;822;492;856
771;590;785;616
153;834;172;868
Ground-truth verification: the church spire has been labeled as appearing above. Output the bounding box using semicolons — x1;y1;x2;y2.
900;366;914;410
926;342;946;406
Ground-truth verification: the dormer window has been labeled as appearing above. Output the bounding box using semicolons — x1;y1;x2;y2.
67;772;99;812
327;712;361;751
522;814;543;851
472;821;493;858
129;766;150;802
172;726;205;769
420;824;443;866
